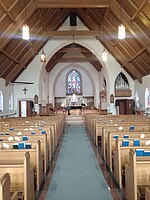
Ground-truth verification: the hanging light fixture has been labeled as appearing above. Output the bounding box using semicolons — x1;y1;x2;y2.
40;50;46;62
22;0;29;40
102;49;107;62
118;4;126;40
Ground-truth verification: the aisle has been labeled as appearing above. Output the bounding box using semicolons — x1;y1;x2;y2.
46;125;113;200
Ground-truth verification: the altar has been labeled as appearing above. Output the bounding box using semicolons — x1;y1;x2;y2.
65;105;83;115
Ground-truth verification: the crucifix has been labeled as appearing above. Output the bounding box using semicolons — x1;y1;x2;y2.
22;87;28;95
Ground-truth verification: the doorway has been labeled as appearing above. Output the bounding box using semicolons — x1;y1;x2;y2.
19;100;33;117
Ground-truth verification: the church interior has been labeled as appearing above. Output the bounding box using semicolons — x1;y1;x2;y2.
0;0;150;200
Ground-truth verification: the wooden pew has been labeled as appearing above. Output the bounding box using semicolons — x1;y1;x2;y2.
0;173;11;200
0;140;44;191
106;132;150;171
113;139;150;189
145;188;150;200
0;133;49;174
125;149;150;200
101;126;150;160
0;152;34;200
0;173;19;200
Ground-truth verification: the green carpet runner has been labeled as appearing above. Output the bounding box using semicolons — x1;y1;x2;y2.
46;125;113;200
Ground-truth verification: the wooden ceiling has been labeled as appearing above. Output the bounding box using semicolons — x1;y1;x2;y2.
0;0;150;85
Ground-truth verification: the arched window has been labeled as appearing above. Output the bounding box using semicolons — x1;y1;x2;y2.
145;88;150;109
9;93;13;110
66;69;82;95
0;90;3;111
135;91;139;108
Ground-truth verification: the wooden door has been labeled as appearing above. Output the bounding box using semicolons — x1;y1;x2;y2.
19;100;32;117
126;99;134;114
119;100;126;115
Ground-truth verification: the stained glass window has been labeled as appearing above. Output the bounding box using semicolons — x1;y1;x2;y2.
66;70;82;95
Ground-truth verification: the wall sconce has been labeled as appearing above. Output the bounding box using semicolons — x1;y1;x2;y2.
40;50;46;62
102;49;107;62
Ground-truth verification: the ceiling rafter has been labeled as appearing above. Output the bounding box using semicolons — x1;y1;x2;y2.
100;7;110;30
112;1;150;53
36;0;110;8
0;0;37;50
5;39;45;85
131;0;147;21
59;58;91;62
37;8;47;31
47;30;102;37
0;0;16;23
128;48;146;63
100;31;143;81
0;50;19;64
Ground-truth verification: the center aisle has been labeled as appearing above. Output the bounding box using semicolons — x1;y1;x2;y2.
46;125;113;200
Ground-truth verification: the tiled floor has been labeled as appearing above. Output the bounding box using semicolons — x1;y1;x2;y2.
38;115;125;200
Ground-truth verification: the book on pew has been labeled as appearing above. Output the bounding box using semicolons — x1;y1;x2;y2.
124;135;129;138
18;142;25;149
136;149;144;156
22;136;28;141
13;143;19;149
122;140;129;146
130;125;135;130
9;128;14;131
143;151;150;156
2;143;9;149
114;135;118;138
8;136;13;141
26;143;32;149
134;139;140;146
41;130;46;134
31;132;35;135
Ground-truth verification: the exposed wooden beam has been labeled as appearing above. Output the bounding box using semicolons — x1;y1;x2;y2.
100;7;110;29
100;34;143;81
0;0;16;23
47;30;102;37
131;0;147;21
0;1;36;50
1;50;19;64
128;48;146;63
37;0;110;8
59;47;90;52
5;40;44;85
37;8;47;31
111;1;150;53
59;57;91;62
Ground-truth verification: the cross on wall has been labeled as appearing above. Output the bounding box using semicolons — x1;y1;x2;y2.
22;87;28;95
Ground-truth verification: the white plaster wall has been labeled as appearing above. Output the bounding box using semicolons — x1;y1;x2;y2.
0;78;14;116
13;55;43;114
135;74;150;109
11;16;135;115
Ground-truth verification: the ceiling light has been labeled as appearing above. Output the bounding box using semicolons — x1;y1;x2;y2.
118;24;126;39
118;4;126;40
22;1;29;40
